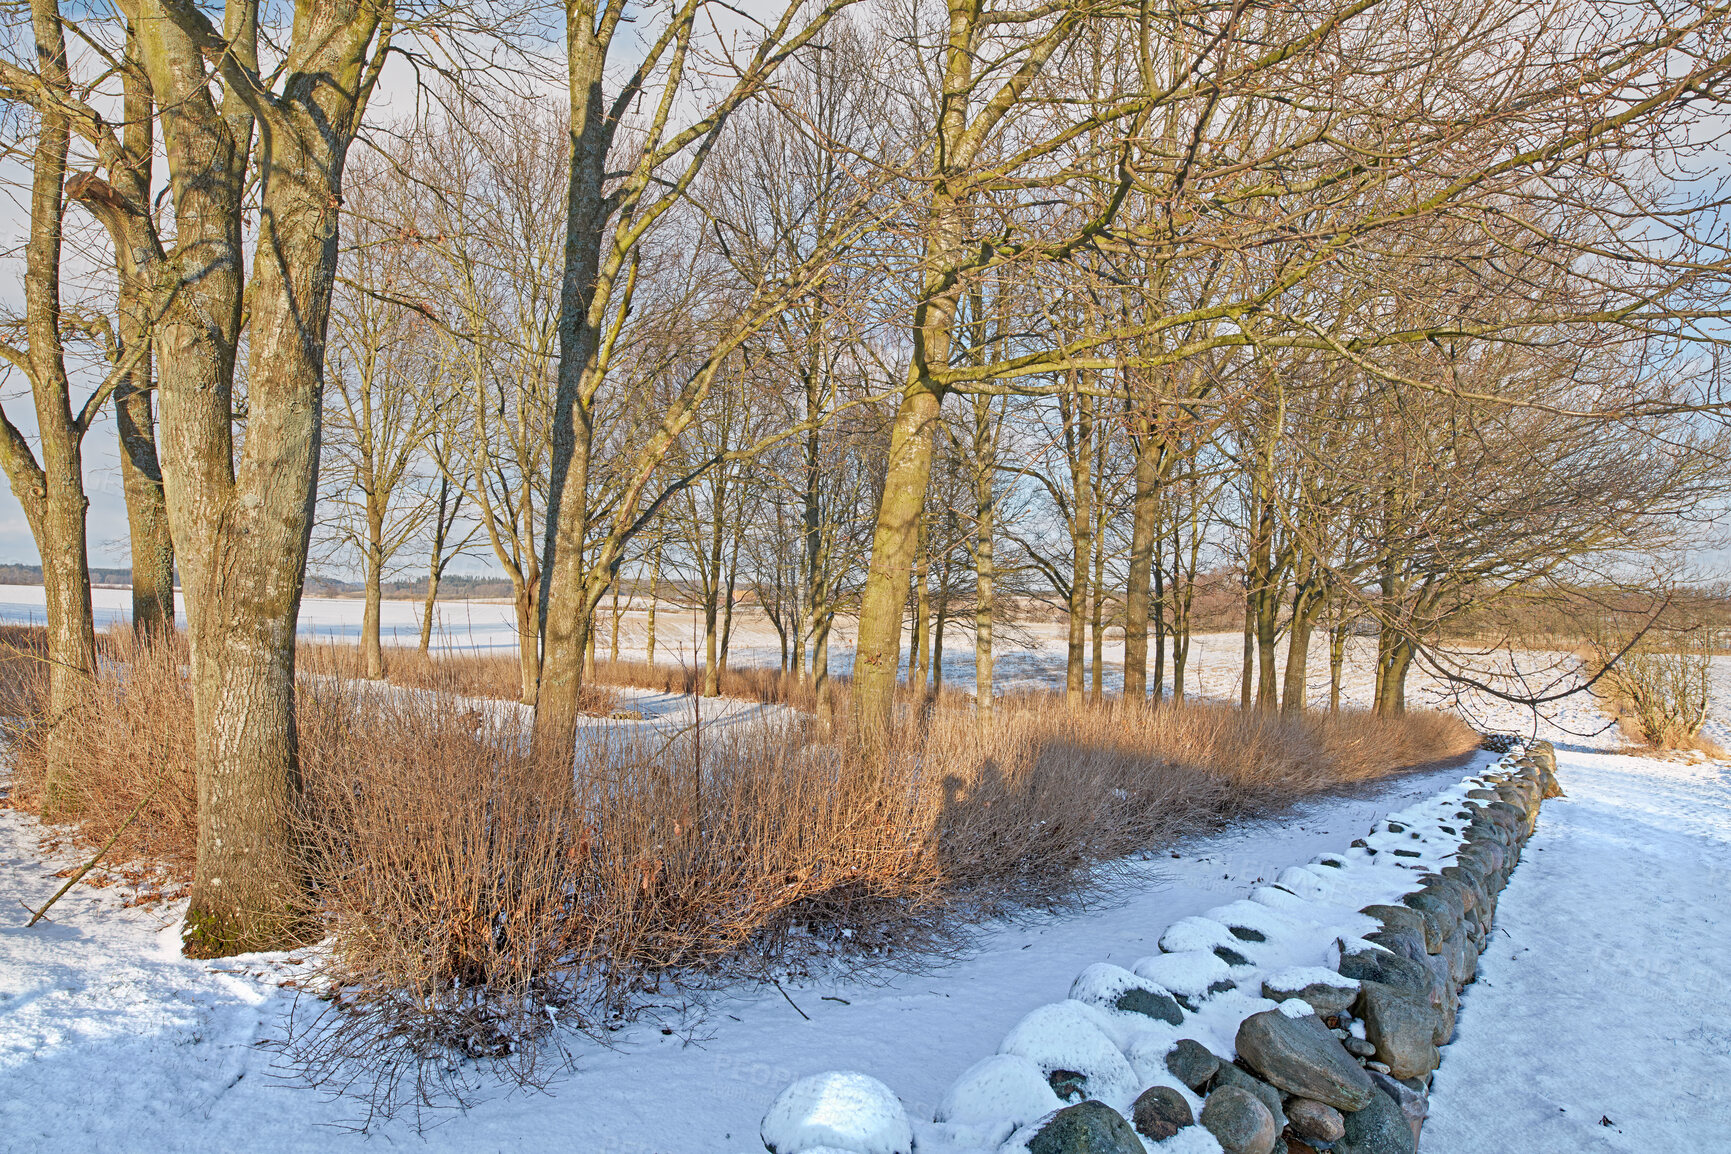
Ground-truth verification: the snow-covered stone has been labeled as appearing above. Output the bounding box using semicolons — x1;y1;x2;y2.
932;1054;1061;1133
997;1001;1141;1107
1133;950;1234;1002
1068;962;1185;1024
760;1072;912;1154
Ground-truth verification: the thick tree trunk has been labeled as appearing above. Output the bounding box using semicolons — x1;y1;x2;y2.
1376;634;1414;716
169;0;380;955
1240;581;1255;710
533;21;611;764
849;377;945;747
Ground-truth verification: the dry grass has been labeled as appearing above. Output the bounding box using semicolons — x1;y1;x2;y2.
3;628;1477;1118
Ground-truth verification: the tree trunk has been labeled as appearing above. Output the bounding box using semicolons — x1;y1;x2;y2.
646;539;660;662
1064;387;1093;707
1151;536;1166;702
849;376;946;747
912;510;931;693
1253;508;1280;711
609;578;622;662
363;511;385;679
165;0;382;956
848;156;966;746
1329;618;1347;712
0;0;96;815
419;565;440;653
115;293;174;641
418;474;450;654
931;579;948;693
1240;577;1255;710
718;518;741;680
973;403;995;730
514;574;540;704
65;25;174;641
1089;503;1106;704
1122;420;1159;702
533;19;612;764
813;611;833;734
1377;634;1414;716
1281;577;1324;715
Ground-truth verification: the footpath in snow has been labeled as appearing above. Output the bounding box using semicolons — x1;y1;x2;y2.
1421;745;1731;1152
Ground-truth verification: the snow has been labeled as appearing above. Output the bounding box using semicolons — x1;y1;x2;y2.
760;1071;912;1154
1421;748;1731;1151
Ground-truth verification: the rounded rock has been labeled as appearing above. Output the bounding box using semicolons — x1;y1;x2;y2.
1025;1099;1144;1154
1131;1085;1194;1140
1165;1038;1222;1090
1199;1085;1278;1154
1286;1097;1347;1143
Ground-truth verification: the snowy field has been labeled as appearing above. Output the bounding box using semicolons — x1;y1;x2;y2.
0;588;1727;1151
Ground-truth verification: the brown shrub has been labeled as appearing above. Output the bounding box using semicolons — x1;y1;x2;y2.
6;628;198;877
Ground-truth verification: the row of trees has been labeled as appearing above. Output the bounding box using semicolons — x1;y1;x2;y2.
4;0;1730;956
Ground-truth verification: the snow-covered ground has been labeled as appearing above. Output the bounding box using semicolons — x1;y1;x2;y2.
0;588;1726;1151
1422;749;1731;1152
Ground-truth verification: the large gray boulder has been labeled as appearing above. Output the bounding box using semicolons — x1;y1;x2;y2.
1234;1009;1375;1112
1355;980;1441;1079
1364;926;1429;966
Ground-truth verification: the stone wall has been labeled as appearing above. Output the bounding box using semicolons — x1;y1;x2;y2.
759;742;1563;1154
